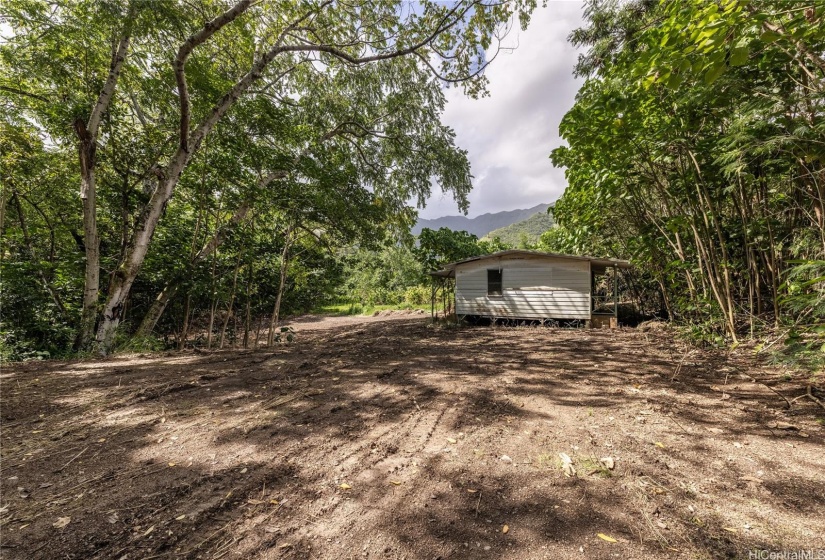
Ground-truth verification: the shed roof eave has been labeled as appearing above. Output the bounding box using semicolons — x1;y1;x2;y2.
427;250;631;276
429;267;455;278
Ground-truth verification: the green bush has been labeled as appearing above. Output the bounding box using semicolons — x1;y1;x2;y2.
404;285;431;306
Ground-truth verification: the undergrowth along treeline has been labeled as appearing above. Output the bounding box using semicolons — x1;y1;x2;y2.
543;0;825;367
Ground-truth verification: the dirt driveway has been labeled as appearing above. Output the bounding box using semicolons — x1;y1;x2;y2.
1;317;823;559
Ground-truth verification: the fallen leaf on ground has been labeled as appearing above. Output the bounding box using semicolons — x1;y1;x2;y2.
723;527;737;533
467;489;478;493
654;442;666;448
389;480;402;486
175;514;186;520
502;525;509;534
597;533;617;543
447;438;457;444
107;513;119;524
143;525;155;537
53;517;71;529
339;483;352;490
600;457;615;470
559;453;576;477
500;455;513;464
247;499;263;504
168;462;176;467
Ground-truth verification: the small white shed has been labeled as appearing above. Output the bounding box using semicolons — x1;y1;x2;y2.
430;250;631;325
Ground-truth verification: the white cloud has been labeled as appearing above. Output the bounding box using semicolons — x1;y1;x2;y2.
420;0;585;219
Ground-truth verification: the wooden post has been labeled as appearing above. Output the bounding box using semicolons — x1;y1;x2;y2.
430;277;436;321
613;266;619;327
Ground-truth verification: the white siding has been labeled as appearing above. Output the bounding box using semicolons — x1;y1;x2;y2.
455;255;590;320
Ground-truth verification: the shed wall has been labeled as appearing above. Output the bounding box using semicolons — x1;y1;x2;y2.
455;255;591;320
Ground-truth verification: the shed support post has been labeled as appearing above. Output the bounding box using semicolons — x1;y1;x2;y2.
430;278;436;321
613;265;619;322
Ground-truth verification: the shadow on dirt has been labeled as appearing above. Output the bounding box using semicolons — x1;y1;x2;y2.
1;319;822;559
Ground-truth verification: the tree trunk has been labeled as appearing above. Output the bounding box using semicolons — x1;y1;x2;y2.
254;315;263;349
267;227;294;345
0;183;9;245
206;238;219;349
72;13;134;351
242;283;251;349
220;252;243;348
92;2;257;355
135;283;180;338
134;199;251;337
74;123;102;350
179;293;192;350
207;298;218;349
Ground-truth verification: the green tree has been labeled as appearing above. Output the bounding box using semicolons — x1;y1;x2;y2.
414;227;489;272
551;0;825;347
2;0;538;355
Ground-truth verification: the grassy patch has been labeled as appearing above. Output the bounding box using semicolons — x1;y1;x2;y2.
536;452;556;469
579;457;613;478
312;302;430;316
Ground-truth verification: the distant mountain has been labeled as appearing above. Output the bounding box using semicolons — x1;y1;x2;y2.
413;203;551;238
483;211;555;247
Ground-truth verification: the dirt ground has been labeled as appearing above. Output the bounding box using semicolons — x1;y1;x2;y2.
1;314;824;560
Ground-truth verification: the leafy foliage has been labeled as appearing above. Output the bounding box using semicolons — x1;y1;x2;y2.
551;0;825;358
1;0;537;355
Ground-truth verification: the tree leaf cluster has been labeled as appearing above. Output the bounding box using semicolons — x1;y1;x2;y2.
550;0;825;356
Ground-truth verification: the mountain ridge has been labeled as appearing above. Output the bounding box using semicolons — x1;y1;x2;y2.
413;203;551;238
483;211;555;247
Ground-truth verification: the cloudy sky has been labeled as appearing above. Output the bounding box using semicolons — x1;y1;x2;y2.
419;0;585;219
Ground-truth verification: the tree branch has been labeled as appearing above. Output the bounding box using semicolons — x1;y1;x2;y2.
0;85;49;103
175;0;256;152
88;4;136;138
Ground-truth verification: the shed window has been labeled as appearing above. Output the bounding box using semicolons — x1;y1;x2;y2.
487;269;503;296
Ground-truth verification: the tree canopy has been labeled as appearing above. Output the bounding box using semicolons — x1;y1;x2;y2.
1;0;537;356
548;0;824;358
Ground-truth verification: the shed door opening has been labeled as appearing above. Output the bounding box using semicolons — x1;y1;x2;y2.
487;269;503;296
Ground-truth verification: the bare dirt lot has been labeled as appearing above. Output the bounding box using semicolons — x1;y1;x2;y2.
1;315;823;560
